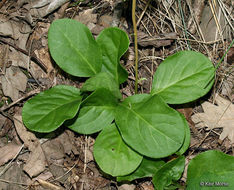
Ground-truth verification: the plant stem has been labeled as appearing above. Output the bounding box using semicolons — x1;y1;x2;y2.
204;39;234;89
178;0;191;50
215;39;234;70
132;0;139;94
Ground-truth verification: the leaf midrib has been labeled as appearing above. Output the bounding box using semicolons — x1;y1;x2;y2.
57;26;97;74
152;66;213;95
34;97;81;124
120;104;181;144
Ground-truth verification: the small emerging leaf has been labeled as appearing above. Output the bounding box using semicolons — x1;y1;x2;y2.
151;51;215;104
115;94;185;158
48;19;102;77
93;124;143;177
153;156;185;190
96;27;129;84
22;85;82;133
187;150;234;189
67;89;117;134
117;157;165;182
81;72;122;99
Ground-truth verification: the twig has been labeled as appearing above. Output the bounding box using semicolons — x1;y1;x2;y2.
134;36;222;44
0;144;24;177
0;38;48;73
217;0;234;31
0;88;40;112
83;136;88;173
37;179;63;190
132;0;139;94
50;161;78;182
208;0;222;38
136;0;151;27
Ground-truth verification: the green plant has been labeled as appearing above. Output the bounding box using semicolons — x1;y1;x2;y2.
22;19;233;189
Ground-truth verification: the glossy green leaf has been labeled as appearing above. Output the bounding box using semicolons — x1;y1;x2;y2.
48;19;102;77
176;113;190;155
96;27;129;84
67;89;118;134
151;51;215;104
117;157;165;182
115;94;185;158
22;85;82;133
81;72;122;99
93;124;143;176
187;150;234;189
153;156;185;190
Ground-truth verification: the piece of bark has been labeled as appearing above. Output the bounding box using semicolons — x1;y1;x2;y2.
137;31;177;48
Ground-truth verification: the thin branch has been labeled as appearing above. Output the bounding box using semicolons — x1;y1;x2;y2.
0;38;48;73
0;88;40;112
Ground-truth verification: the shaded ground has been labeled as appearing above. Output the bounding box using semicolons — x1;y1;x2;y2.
0;0;233;189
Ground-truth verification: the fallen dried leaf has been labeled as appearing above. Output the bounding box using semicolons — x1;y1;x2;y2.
42;137;65;161
23;144;46;178
33;171;53;181
187;0;205;34
0;115;6;129
74;9;97;27
0;142;23;166
1;66;27;101
140;182;154;190
0;162;29;190
14;115;46;177
98;15;113;28
199;4;228;41
118;184;136;190
0;18;14;37
221;66;234;101
29;0;69;18
14;115;39;151
192;94;234;143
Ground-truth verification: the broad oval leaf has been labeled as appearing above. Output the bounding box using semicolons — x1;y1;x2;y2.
187;150;234;189
22;85;82;133
151;51;215;104
67;89;118;134
153;156;185;190
81;72;122;99
48;19;102;77
96;27;129;84
117;157;165;182
93;124;143;176
115;94;185;158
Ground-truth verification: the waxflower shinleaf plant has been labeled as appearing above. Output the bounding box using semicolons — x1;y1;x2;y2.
22;19;234;189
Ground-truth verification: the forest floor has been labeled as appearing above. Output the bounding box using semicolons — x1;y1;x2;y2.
0;0;233;189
